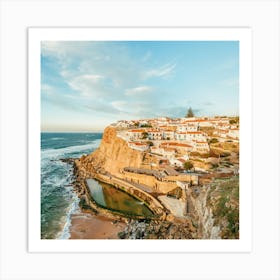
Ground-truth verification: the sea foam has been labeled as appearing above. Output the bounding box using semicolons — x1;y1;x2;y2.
41;140;101;160
58;194;80;239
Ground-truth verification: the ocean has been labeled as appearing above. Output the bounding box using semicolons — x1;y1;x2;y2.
41;132;102;239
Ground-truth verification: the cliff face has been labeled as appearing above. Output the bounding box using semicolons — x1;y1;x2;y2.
191;176;239;239
86;126;143;175
191;187;221;239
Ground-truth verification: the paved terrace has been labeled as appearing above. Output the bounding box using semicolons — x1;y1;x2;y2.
123;167;166;180
108;172;154;193
163;166;179;176
123;166;182;180
158;195;186;218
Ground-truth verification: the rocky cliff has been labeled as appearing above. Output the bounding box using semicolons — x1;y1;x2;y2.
191;176;239;239
83;126;144;175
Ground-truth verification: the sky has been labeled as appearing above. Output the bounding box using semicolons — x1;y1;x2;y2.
41;41;239;132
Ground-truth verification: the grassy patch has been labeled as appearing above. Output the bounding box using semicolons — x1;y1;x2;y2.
207;177;239;239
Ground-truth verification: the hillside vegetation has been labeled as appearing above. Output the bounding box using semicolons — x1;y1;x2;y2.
206;176;239;239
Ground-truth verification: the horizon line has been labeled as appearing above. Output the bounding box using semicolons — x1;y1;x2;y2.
41;131;104;133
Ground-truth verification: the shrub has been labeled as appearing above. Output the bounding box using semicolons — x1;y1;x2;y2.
184;161;194;170
220;152;231;157
141;132;148;139
147;141;154;146
211;163;219;169
209;138;219;144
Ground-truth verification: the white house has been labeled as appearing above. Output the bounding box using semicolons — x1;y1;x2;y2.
116;121;129;128
194;141;210;153
127;129;145;140
148;130;163;140
138;120;149;127
213;129;228;138
162;148;176;159
186;131;206;141
162;130;175;140
150;146;176;159
181;118;212;128
161;142;193;153
211;118;230;128
150;146;163;154
175;131;206;142
175;132;188;141
227;128;239;139
177;124;198;132
128;142;149;151
197;119;213;127
181;154;190;160
169;158;184;168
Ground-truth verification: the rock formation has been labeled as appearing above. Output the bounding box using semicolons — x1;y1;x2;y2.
83;126;144;175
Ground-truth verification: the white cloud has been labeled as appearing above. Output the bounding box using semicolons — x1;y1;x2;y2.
202;101;215;106
67;74;105;97
41;41;63;56
41;83;53;94
80;74;104;83
85;102;119;114
144;63;176;79
111;100;128;111
142;51;152;62
219;78;239;88
125;86;153;96
41;41;96;58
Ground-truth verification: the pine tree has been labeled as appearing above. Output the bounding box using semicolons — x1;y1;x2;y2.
186;107;194;118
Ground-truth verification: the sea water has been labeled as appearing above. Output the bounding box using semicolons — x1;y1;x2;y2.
86;179;154;217
41;132;102;239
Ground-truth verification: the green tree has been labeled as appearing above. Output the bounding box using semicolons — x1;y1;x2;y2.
184;161;194;170
141;132;148;139
209;138;219;144
186;107;194;118
147;141;154;146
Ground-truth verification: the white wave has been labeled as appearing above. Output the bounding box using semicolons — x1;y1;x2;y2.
50;137;65;140
41;157;69;176
42;173;68;188
58;194;80;240
41;139;101;160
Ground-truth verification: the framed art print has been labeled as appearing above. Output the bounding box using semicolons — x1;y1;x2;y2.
2;0;280;279
28;27;252;253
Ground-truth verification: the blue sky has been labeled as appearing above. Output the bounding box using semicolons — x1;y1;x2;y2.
41;41;239;132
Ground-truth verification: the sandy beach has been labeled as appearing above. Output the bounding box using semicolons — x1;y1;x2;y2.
69;211;126;239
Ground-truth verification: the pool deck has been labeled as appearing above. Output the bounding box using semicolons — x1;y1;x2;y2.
158;195;186;218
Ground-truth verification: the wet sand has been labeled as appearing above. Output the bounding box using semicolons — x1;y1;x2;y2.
69;211;126;239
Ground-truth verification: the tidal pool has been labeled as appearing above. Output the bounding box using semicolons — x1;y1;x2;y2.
86;179;154;217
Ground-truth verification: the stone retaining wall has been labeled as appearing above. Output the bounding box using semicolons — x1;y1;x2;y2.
120;170;198;194
74;160;166;220
93;173;166;219
122;170;178;193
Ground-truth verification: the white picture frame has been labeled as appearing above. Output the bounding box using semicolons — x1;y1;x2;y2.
1;1;279;280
